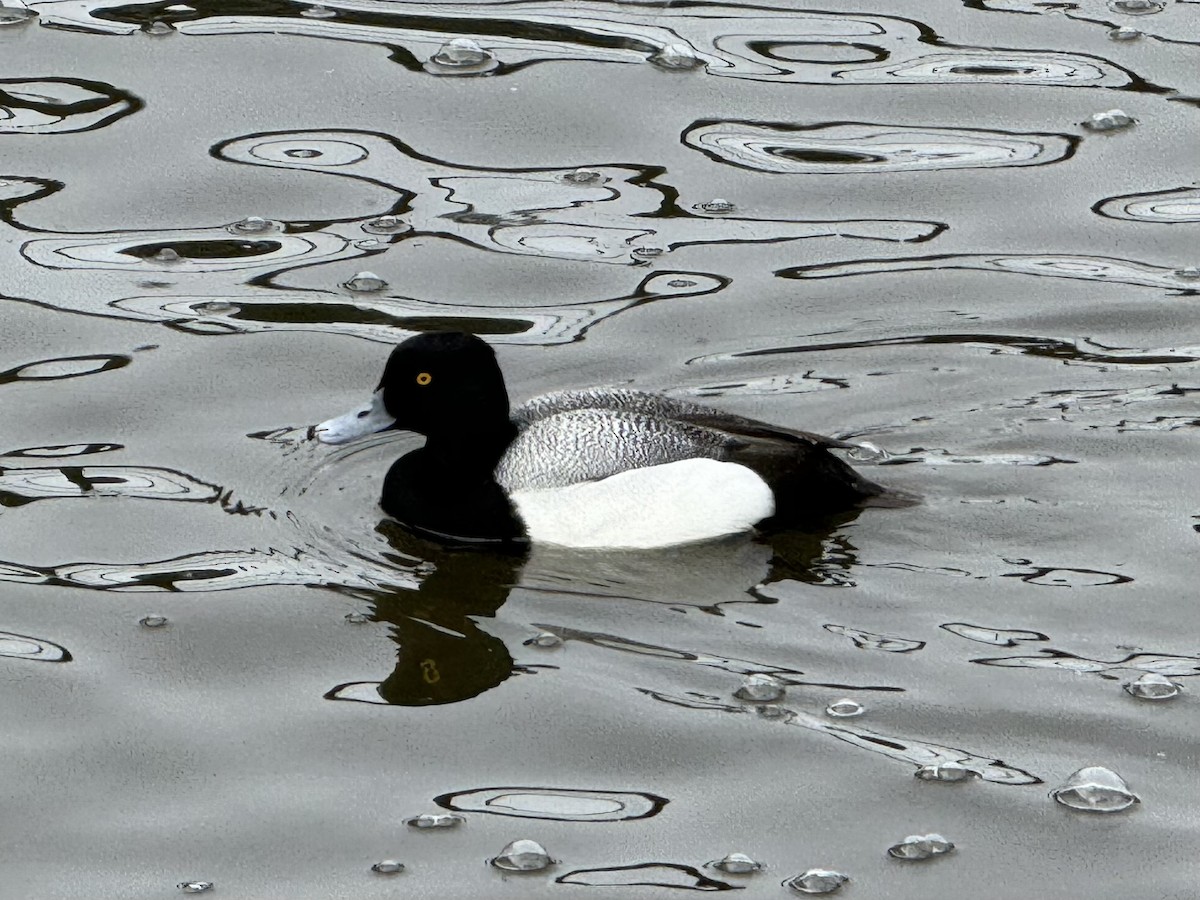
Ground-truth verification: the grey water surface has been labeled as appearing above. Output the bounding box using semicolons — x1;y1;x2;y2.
2;0;1199;896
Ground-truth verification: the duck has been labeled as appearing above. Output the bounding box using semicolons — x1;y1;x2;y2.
314;331;891;549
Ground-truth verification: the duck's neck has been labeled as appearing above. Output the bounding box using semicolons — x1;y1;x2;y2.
423;419;518;477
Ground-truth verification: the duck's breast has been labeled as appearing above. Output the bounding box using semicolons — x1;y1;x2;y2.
508;458;774;550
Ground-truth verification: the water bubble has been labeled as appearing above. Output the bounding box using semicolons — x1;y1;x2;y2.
195;301;235;315
144;19;175;35
229;215;274;234
427;38;497;74
845;441;888;462
1109;0;1162;12
666;279;697;288
825;698;864;718
887;834;955;860
632;247;665;259
371;859;404;874
1109;25;1142;39
139;614;169;629
178;883;213;894
562;168;605;185
650;43;704;70
734;673;785;702
405;813;465;829
1083;109;1135;132
698;198;736;214
523;631;563;648
915;763;978;783
284;148;322;159
490;839;553;872
707;853;763;874
785;869;850;894
1175;266;1200;281
1125;672;1182;700
1051;766;1139;812
0;5;37;25
154;248;182;263
362;214;408;235
343;271;388;292
301;3;338;17
344;612;370;625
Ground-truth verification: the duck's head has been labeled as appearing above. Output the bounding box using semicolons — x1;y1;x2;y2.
315;331;510;444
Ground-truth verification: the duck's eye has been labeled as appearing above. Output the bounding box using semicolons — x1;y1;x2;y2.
416;372;432;386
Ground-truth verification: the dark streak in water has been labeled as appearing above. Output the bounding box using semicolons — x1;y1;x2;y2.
557;863;739;890
0;77;143;134
0;354;130;385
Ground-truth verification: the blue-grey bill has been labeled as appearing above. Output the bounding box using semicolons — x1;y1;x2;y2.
315;390;396;444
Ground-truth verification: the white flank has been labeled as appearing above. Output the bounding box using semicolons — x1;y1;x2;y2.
509;458;774;550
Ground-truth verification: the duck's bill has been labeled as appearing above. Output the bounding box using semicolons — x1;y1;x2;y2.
314;391;397;444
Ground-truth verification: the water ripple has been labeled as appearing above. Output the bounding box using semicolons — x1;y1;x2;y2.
1094;186;1200;223
558;864;735;890
684;120;1077;174
435;786;667;822
32;0;1152;89
0;630;71;662
779;253;1200;292
0;76;140;134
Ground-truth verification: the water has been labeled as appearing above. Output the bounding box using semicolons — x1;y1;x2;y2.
369;859;404;874
3;0;1199;896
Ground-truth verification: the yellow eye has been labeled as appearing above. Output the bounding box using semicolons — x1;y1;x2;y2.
416;372;432;386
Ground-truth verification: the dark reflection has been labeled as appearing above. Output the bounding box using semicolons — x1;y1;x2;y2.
229;302;534;335
972;648;1200;678
120;239;280;260
0;630;72;662
0;354;130;386
326;524;526;706
557;863;737;890
748;40;887;64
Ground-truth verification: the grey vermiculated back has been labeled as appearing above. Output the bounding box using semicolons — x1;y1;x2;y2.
496;406;735;491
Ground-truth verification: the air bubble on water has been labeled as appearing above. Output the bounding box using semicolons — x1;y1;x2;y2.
301;3;338;17
523;631;563;648
1175;266;1200;281
178;883;213;894
229;216;275;234
1083;109;1135;132
1124;671;1181;700
562;168;605;185
196;301;235;315
144;19;175;34
1051;766;1139;812
846;441;888;462
735;673;785;702
344;612;370;625
427;38;497;74
154;248;182;263
915;763;977;783
650;43;704;70
139;614;169;629
887;834;955;861
362;214;408;235
344;271;388;292
371;859;404;874
1108;0;1162;13
633;247;665;259
825;698;864;718
490;839;553;872
1109;25;1142;39
707;852;763;874
698;198;736;213
405;813;465;829
355;239;383;250
784;869;850;894
0;5;37;24
667;279;697;288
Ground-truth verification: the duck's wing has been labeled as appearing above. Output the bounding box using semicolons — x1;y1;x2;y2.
511;389;859;450
496;407;735;491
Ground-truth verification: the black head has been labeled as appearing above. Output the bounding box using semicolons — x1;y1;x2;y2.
377;332;511;437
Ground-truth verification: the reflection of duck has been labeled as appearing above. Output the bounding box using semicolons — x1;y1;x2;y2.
328;527;524;707
315;332;893;549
